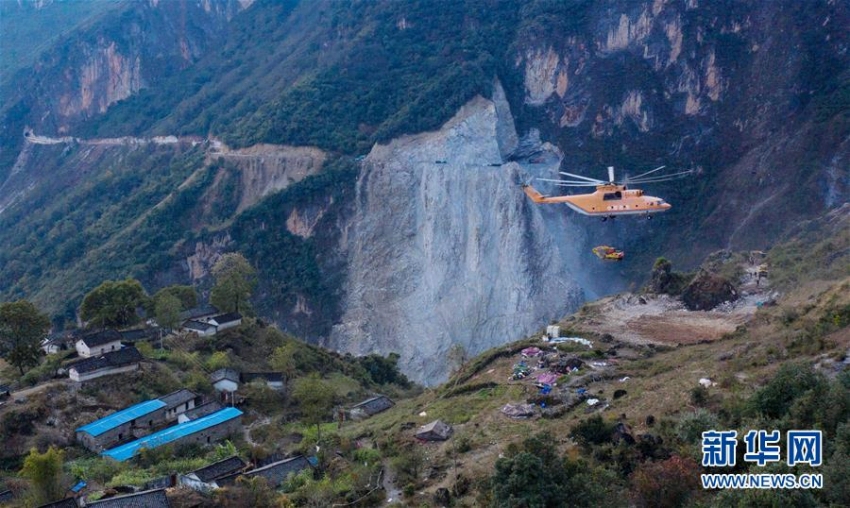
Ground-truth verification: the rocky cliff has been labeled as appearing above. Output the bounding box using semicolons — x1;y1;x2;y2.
328;85;586;384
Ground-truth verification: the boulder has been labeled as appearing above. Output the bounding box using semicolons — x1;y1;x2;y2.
681;271;738;311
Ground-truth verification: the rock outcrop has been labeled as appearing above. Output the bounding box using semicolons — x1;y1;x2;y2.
329;84;586;385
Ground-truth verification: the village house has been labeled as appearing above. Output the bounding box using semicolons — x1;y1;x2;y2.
87;488;170;507
241;372;285;390
178;304;219;324
209;312;242;331
76;399;168;452
36;498;78;508
183;320;217;337
102;407;243;462
67;347;144;382
42;329;82;354
349;395;395;420
179;455;246;492
210;368;240;393
75;330;123;358
118;327;161;344
216;455;312;489
178;401;224;423
159;389;201;421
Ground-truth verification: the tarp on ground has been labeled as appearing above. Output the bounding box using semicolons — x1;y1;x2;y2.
501;403;537;419
415;420;453;441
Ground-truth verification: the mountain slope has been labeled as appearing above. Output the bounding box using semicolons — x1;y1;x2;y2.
0;0;848;383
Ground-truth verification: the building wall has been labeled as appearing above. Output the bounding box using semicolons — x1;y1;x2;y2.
166;417;242;452
76;421;133;452
216;320;241;331
70;363;138;382
75;339;122;358
165;399;197;421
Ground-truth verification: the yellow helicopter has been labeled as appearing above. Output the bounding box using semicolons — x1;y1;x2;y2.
522;165;691;221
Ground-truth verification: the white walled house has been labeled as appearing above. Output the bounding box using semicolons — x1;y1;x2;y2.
76;330;123;358
210;368;240;393
68;347;143;382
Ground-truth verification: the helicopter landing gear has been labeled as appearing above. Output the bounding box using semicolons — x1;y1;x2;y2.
646;214;653;220
601;215;616;222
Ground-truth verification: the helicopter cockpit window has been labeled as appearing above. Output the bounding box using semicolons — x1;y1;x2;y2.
603;191;623;201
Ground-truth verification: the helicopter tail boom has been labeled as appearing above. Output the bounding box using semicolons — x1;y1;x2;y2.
521;184;548;203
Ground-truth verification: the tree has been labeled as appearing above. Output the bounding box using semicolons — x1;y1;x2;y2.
20;446;65;505
80;278;147;329
210;252;257;313
152;285;197;311
0;300;51;375
154;292;182;332
292;373;334;446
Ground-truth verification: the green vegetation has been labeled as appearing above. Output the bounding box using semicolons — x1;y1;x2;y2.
80;278;147;329
19;446;65;505
210;253;257;314
0;300;50;375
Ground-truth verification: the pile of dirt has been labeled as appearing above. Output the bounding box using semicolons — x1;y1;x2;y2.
681;271;738;311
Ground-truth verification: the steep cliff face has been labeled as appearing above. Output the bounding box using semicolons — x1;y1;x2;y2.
328;86;586;384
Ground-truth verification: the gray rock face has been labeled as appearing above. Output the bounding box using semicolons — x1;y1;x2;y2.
328;83;587;385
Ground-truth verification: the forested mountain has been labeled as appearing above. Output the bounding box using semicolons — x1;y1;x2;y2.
0;0;848;383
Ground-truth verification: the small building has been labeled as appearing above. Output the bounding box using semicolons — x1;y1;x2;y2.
546;325;560;339
210;368;240;393
159;389;201;421
180;456;246;491
36;498;78;508
76;399;168;452
42;329;82;354
415;420;453;441
217;455;312;488
183;320;217;337
209;312;242;331
241;372;284;390
76;330;123;358
349;395;394;420
86;488;170;507
119;328;161;344
179;305;219;324
178;401;224;424
68;347;144;382
102;407;243;462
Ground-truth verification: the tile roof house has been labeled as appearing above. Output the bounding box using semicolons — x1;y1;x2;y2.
210;368;240;393
118;328;160;343
178;305;219;323
183;320;217;337
349;395;395;419
178;401;224;423
36;498;78;508
68;347;144;382
208;312;242;331
42;329;82;354
241;372;284;390
158;389;201;421
86;488;170;507
179;455;247;492
217;455;312;488
75;330;123;358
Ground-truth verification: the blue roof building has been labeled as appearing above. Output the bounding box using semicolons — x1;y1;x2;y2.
77;400;167;437
103;407;243;462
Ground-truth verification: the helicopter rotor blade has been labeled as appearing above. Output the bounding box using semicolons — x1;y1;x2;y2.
626;170;694;184
558;171;605;183
537;178;600;186
624;165;666;182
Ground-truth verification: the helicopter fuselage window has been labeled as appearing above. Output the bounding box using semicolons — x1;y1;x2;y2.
603;192;622;201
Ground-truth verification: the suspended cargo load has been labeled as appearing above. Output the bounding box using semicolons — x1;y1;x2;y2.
592;245;624;261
